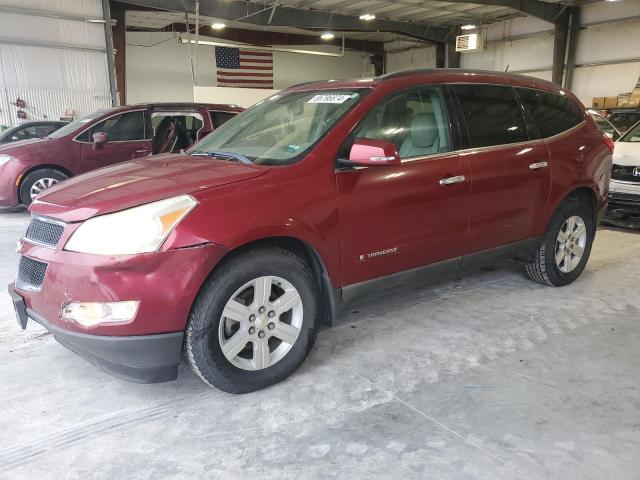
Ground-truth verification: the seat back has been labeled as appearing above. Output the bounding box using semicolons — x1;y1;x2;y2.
399;113;439;158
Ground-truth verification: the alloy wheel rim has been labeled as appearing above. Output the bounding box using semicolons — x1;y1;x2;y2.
30;178;60;199
555;215;587;273
218;275;303;371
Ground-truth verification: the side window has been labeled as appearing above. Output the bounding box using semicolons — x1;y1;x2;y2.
517;89;583;138
211;111;236;129
20;125;56;139
351;86;452;159
452;84;528;148
79;111;146;143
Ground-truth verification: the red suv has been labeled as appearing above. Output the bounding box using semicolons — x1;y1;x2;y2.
8;70;612;393
0;103;242;207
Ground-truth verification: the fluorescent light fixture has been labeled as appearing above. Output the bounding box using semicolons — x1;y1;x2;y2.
211;22;226;30
461;24;477;30
321;32;335;40
179;37;344;57
359;13;376;21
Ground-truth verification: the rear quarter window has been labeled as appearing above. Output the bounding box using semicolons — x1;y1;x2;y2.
516;89;584;138
210;111;236;128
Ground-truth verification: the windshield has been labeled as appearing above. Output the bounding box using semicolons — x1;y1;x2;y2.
619;121;640;142
190;89;365;165
47;109;114;139
608;112;640;132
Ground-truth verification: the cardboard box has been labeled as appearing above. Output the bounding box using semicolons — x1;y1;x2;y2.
592;97;606;108
604;96;619;109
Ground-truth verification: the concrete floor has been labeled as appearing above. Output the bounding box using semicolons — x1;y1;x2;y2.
1;209;639;479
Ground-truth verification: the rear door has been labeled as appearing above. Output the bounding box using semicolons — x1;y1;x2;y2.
336;85;471;286
77;109;152;173
451;84;551;252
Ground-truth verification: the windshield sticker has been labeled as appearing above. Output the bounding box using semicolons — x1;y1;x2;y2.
307;94;354;104
285;144;301;153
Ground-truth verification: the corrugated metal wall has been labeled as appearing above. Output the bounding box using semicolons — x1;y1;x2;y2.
0;0;112;129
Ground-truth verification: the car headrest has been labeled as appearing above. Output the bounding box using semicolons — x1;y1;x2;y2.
409;113;437;148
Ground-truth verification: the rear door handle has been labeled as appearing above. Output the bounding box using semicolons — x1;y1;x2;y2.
529;161;548;170
439;175;466;185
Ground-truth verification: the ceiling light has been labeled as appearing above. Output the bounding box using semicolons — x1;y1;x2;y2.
359;13;376;21
461;24;477;30
211;22;226;30
321;32;335;40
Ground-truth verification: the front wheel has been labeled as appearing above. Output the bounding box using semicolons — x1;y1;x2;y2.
525;197;595;286
19;168;68;206
185;247;319;393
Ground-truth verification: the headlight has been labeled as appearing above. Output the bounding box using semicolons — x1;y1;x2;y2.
65;195;197;255
62;301;139;327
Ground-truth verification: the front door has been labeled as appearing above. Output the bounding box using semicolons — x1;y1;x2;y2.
78;109;152;173
336;86;471;286
451;84;551;251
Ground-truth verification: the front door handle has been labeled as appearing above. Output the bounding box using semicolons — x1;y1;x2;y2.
529;161;549;170
439;175;466;186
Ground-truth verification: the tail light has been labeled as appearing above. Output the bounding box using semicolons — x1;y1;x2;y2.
603;134;615;151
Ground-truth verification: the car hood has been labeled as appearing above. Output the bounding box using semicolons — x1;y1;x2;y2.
613;142;640;166
30;154;270;222
0;137;49;155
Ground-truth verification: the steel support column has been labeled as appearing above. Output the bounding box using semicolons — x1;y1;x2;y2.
102;0;118;107
563;7;580;91
552;22;569;85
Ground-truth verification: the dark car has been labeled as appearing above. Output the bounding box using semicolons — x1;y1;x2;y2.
9;70;612;393
607;108;640;134
0;103;243;206
0;121;66;144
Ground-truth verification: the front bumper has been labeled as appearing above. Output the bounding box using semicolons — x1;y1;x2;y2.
9;283;183;383
12;233;228;383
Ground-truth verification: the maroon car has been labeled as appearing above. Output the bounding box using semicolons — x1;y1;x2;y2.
9;70;612;393
0;103;243;206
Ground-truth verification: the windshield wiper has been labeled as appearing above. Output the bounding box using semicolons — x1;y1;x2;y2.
192;149;253;164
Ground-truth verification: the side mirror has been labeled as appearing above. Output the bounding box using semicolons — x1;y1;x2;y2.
92;132;109;150
342;138;401;167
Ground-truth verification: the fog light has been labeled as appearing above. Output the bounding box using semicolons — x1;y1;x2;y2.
61;301;139;327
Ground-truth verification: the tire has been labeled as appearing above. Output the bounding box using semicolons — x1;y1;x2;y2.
185;247;319;393
525;196;595;287
19;168;68;206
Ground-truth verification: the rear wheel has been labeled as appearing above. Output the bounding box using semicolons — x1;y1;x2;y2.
19;168;68;206
185;247;319;393
525;197;595;286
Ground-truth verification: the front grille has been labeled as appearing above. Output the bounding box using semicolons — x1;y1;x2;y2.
25;217;64;247
611;165;640;183
16;256;48;291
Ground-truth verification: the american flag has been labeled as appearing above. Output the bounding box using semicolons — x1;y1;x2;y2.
215;46;273;89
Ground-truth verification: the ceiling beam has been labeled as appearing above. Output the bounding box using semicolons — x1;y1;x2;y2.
118;0;453;43
439;0;569;25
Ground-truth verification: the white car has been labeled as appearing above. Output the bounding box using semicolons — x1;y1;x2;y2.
610;121;640;209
